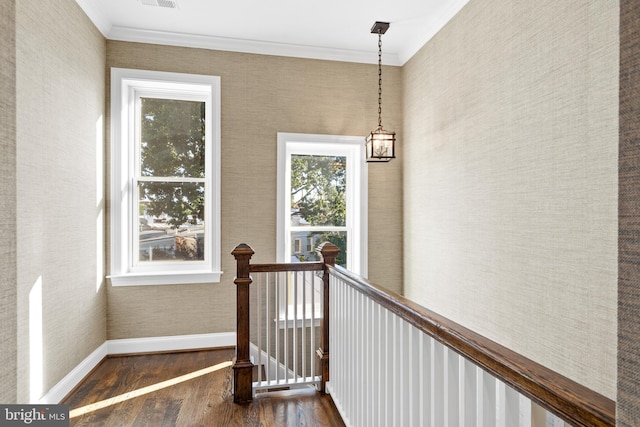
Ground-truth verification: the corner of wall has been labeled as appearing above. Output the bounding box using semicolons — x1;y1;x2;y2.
0;0;18;404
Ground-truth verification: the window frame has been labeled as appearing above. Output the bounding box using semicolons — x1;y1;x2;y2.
109;68;222;286
276;132;368;277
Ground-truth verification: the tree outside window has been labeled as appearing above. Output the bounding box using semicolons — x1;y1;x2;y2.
290;154;347;267
138;98;206;262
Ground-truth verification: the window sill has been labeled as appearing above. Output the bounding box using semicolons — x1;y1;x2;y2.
276;313;321;329
108;271;222;287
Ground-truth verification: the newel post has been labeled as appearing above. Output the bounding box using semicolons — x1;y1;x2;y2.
231;243;255;403
317;242;340;393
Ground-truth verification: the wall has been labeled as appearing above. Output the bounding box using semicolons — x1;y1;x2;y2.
0;0;18;404
402;0;618;399
15;0;106;402
106;42;403;339
618;0;640;424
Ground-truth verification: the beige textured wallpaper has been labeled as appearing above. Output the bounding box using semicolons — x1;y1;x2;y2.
106;42;403;339
402;0;618;399
0;0;18;404
15;0;106;402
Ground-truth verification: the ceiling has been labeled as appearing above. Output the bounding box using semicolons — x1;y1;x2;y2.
75;0;470;66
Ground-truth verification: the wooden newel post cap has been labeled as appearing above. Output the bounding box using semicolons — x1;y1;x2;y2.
231;243;255;260
318;242;340;266
232;244;254;286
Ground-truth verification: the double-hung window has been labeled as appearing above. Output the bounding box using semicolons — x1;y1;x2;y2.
277;133;367;276
276;133;367;327
110;68;221;286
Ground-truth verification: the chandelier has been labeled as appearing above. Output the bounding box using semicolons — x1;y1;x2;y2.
365;21;396;162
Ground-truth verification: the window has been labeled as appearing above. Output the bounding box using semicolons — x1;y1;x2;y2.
110;68;221;286
277;133;367;276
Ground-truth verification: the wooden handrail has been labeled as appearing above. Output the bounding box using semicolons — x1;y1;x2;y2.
249;262;323;273
328;265;615;427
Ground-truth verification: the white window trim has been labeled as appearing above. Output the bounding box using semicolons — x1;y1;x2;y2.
276;132;368;277
109;68;222;286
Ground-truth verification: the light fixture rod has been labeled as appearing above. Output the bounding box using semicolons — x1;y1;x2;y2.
371;22;390;129
377;31;382;127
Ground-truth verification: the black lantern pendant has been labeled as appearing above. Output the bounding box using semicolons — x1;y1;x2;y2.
366;21;396;162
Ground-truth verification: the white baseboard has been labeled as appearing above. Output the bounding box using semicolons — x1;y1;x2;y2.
38;332;236;404
37;342;108;405
108;332;236;355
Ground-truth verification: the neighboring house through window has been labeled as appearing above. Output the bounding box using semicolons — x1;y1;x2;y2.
109;68;221;286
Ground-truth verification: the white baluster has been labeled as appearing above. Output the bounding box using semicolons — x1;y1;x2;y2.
433;340;445;426
346;285;354;423
504;383;519;427
546;411;565;427
285;272;290;384
311;272;317;382
342;282;349;419
265;272;271;383
401;319;411;427
391;313;399;427
482;370;496;426
371;302;379;427
293;272;298;383
360;291;367;426
364;295;370;427
409;325;421;427
275;272;280;385
420;333;432;427
397;317;405;427
519;393;531;427
354;289;360;426
354;285;361;424
256;272;262;384
381;306;390;427
496;380;505;427
462;358;477;427
447;347;460;426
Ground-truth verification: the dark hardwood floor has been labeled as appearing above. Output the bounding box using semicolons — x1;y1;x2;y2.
62;348;345;427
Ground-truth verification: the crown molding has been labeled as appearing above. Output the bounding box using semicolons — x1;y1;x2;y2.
75;0;469;65
108;26;402;66
75;0;111;36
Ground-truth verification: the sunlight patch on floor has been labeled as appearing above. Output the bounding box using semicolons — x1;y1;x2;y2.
69;360;232;418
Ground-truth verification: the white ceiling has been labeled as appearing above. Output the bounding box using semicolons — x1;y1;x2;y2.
75;0;470;66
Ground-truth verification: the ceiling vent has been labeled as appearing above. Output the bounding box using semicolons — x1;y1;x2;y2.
140;0;179;9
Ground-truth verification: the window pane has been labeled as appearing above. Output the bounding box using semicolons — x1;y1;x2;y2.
290;155;346;227
290;230;346;267
140;98;205;178
138;182;205;262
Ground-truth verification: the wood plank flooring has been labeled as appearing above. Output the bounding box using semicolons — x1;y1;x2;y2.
62;348;345;427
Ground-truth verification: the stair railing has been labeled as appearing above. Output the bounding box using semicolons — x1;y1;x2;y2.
231;242;338;403
326;266;615;427
231;243;615;426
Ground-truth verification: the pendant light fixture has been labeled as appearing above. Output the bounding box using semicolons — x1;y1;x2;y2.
365;21;396;162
